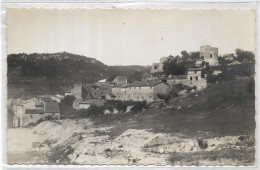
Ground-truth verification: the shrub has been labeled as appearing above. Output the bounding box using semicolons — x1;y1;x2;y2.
247;78;255;95
77;105;106;118
157;93;171;103
238;135;247;141
104;148;112;152
171;84;191;95
130;101;147;113
197;138;208;149
106;100;147;113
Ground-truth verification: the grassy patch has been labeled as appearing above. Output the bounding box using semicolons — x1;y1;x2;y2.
48;145;75;164
168;147;255;165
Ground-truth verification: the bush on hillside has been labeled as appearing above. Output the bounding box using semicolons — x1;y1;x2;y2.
78;105;106;118
157;93;172;103
106;100;147;113
197;138;208;149
171;84;195;96
247;78;255;95
59;95;77;119
61;95;76;107
77;100;148;118
236;49;255;62
130;101;147;113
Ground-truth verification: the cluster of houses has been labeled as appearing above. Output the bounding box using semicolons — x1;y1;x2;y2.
11;45;224;127
11;95;63;127
68;45;220;109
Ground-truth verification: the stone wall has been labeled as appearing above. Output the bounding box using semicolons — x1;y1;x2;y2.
167;77;207;90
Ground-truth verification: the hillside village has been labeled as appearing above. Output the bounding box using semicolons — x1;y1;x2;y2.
7;45;256;165
5;7;256;166
9;45;252;127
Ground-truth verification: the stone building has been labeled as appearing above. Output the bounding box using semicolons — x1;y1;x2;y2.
111;81;169;103
70;83;113;100
13;97;60;127
167;68;207;90
186;68;207;89
150;57;169;76
200;45;219;66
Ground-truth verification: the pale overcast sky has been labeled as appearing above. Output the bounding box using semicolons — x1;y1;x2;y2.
7;8;255;66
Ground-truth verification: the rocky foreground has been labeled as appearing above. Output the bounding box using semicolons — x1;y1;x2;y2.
7;119;255;166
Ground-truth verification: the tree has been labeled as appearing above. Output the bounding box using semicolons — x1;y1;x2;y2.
181;51;190;61
157;93;171;103
163;59;186;76
190;51;200;60
235;49;255;62
128;71;143;83
61;95;76;107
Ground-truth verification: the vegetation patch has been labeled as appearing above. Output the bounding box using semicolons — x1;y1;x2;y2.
168;147;255;165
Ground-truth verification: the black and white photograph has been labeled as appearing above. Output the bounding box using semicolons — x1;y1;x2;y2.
5;8;256;166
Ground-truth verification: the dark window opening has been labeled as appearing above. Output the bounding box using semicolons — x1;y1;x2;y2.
190;77;192;80
210;54;213;58
196;76;198;80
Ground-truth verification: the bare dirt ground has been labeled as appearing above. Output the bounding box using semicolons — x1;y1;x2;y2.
7;118;255;165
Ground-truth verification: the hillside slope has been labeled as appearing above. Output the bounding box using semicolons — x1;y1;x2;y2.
92;77;255;138
7;52;151;98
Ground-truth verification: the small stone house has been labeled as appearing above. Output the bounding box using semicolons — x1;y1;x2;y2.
167;68;207;90
186;68;207;89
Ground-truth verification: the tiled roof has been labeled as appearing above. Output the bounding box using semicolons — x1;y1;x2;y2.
89;83;99;87
25;109;43;114
106;92;116;97
188;67;203;71
44;102;60;113
21;96;34;100
113;83;129;88
40;96;52;102
171;75;187;79
128;81;165;87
